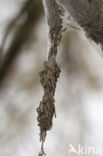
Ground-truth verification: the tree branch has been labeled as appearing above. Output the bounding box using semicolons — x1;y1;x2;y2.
58;0;103;44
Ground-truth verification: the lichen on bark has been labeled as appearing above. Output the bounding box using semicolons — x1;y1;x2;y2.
37;1;65;155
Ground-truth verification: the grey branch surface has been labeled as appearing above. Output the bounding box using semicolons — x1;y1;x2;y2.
45;0;103;44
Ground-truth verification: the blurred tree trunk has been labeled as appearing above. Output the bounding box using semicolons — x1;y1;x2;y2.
0;0;43;83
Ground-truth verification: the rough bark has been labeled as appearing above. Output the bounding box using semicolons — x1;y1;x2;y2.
58;0;103;44
43;0;103;45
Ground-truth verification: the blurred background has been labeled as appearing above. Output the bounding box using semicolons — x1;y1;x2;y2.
0;0;103;156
